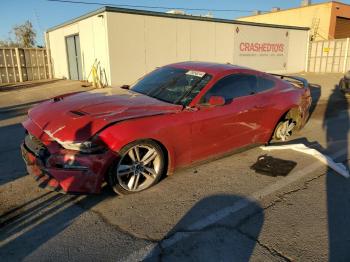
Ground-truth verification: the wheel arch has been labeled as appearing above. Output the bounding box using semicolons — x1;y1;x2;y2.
109;137;174;177
147;138;173;177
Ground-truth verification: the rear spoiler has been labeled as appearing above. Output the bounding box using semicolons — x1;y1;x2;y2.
270;74;309;89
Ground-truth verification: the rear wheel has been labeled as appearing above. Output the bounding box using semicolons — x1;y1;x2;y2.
339;79;346;92
273;119;296;141
108;140;165;195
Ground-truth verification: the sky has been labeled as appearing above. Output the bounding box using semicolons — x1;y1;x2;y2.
2;0;350;45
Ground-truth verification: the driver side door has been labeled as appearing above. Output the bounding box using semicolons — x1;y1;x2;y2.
190;73;263;163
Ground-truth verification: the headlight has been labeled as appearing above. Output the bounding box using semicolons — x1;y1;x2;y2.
60;139;106;153
77;139;106;153
45;132;106;153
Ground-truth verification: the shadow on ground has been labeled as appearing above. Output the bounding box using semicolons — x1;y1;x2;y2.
0;80;61;92
308;83;321;120
0;187;115;261
145;194;264;261
0;123;26;185
324;85;350;261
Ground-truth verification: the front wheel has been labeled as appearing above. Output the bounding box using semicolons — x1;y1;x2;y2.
108;140;165;195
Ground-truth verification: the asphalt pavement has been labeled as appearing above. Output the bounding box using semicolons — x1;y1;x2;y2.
0;74;349;261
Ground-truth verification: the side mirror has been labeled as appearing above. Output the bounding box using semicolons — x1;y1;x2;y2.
208;96;225;106
120;84;130;90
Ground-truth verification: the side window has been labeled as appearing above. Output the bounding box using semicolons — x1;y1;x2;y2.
180;74;212;106
257;76;275;93
201;74;257;104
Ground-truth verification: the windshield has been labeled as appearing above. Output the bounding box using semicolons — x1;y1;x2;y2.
131;67;212;106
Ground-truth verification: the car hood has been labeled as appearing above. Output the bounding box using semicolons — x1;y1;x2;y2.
27;88;182;142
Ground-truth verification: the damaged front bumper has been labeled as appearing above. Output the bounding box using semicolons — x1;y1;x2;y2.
21;132;117;194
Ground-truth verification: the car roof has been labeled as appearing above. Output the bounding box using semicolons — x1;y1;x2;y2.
167;61;253;76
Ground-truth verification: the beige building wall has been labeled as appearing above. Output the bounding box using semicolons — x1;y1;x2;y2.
47;13;111;84
287;29;309;73
106;12;308;86
238;2;332;40
47;9;308;86
106;12;238;86
47;23;79;78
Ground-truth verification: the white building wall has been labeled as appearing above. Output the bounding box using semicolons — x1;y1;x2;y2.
48;10;309;86
286;30;309;73
47;23;79;79
47;13;111;85
106;12;309;86
106;13;240;86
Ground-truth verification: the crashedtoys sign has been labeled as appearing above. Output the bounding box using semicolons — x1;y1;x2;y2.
239;42;285;53
234;26;289;72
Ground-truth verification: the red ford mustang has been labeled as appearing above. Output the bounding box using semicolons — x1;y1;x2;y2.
21;62;311;194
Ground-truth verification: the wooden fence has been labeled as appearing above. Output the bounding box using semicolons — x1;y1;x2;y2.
0;47;52;84
307;38;350;73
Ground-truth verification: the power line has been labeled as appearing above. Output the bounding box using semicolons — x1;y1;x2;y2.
47;0;267;13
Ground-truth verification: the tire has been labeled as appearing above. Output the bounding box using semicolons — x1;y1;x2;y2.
272;118;297;142
339;79;346;93
339;79;350;94
107;140;165;195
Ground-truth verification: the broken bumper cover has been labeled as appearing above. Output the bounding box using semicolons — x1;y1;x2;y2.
21;140;117;194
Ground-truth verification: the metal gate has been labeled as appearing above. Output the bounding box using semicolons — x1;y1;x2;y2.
66;34;82;80
0;48;51;84
307;38;350;73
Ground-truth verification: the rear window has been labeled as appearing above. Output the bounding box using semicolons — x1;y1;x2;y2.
257;77;275;93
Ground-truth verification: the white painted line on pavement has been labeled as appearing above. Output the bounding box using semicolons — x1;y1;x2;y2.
261;144;349;178
122;147;348;261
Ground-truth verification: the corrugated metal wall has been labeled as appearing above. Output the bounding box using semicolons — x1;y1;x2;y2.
335;17;350;39
0;48;51;84
307;38;350;73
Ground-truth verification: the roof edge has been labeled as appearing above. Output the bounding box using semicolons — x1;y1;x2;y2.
46;7;107;32
237;1;349;19
46;6;309;33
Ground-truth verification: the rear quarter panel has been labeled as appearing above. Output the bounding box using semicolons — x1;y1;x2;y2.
257;78;306;142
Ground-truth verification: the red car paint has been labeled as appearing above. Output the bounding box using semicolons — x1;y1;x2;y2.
21;62;311;194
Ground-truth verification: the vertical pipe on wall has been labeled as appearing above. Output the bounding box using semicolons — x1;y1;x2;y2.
305;30;311;72
343;37;349;73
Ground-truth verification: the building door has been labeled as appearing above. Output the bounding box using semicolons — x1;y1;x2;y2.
66;34;82;80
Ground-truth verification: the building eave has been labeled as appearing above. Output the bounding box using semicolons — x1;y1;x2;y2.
237;1;348;20
46;6;309;33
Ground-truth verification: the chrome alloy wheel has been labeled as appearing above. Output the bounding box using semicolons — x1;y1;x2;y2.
275;119;296;141
116;144;162;192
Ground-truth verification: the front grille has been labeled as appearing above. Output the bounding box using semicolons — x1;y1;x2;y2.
24;133;50;161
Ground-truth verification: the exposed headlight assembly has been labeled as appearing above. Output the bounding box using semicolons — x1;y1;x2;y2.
61;136;106;153
44;130;106;153
74;139;106;153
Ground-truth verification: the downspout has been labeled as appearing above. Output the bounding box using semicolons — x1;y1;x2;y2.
305;30;311;72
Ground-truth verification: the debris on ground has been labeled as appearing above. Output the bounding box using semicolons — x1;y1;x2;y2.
261;143;350;178
250;155;297;177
